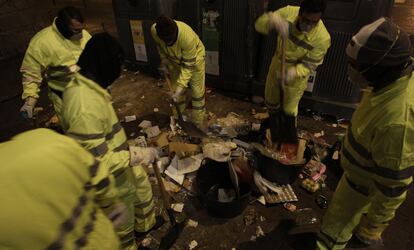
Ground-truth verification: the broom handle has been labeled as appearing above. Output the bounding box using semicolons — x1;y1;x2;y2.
165;74;186;124
153;161;171;209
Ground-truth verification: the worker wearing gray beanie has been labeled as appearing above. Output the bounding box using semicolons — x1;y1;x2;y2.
316;18;414;250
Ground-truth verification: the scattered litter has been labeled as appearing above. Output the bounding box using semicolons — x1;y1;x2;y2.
332;150;339;160
171;203;184;213
217;113;251;136
302;160;327;182
301;178;320;193
217;188;236;202
134;70;140;75
254;112;269;120
251;123;261;132
177;154;204;175
164;156;185;185
250;235;257;241
315;195;328;209
203;142;237;162
169;142;199;157
141;237;152;247
141;95;145;99
259;216;266;222
125;102;133;107
124;115;137;122
138;120;152;129
154;108;159;113
254;171;299;204
251;109;256;115
257;196;266;205
134;136;147;147
163;178;181;193
244;208;257;226
34;107;44;113
187;219;198;228
130;132;136;137
256;226;265;237
284;203;297;212
144;126;161;138
189;240;198;250
332;124;338;128
154;132;169;148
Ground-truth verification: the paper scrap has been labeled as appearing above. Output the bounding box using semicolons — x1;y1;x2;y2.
145;126;161;138
138;120;152;129
154;108;159;112
187;219;198;228
134;136;147;147
177;154;204;175
171;203;184;213
218;188;236;203
125;115;136;122
332;150;339;160
332;124;338;128
189;240;198;250
254;112;269;120
256;226;265;237
257;196;266;205
165;156;185;185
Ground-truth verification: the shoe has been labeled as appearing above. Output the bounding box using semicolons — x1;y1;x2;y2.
135;216;165;239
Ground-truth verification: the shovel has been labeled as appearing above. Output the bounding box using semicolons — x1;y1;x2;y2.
153;161;186;250
164;74;206;138
269;37;298;145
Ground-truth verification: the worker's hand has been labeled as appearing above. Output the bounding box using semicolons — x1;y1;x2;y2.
285;66;298;84
171;85;185;102
107;202;129;229
268;12;289;38
129;146;160;166
20;97;37;119
158;58;171;76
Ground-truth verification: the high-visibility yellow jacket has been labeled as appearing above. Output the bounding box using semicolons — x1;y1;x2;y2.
341;70;414;223
255;6;331;81
151;21;205;88
21;19;91;114
0;128;119;249
61;73;130;176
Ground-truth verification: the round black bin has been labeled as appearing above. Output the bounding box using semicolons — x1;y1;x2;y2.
196;160;251;218
256;152;306;185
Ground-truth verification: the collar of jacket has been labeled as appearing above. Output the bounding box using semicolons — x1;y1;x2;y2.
369;72;412;106
52;17;66;40
76;72;112;101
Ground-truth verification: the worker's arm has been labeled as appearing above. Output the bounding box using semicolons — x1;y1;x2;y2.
295;33;331;78
62;89;130;174
368;124;414;227
255;7;290;35
175;34;199;88
20;40;47;100
151;24;168;62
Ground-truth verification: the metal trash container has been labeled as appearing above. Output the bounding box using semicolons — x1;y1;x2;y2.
112;0;177;75
253;0;394;119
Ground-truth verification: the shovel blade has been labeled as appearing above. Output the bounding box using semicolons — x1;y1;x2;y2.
159;223;186;250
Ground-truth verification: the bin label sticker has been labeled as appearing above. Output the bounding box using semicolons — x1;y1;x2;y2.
130;20;148;62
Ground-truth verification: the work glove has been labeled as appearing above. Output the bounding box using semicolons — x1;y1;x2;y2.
171;85;185;102
20;96;37;119
268;12;289;38
285;66;298;85
107;202;129;229
129;146;159;166
354;214;386;246
158;58;170;76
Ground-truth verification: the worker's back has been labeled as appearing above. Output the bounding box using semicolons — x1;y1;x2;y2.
0;128;119;249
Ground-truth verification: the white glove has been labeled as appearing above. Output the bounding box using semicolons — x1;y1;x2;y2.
268;12;289;38
20;97;37;119
158;58;170;76
129;146;159;166
285;66;298;84
171;86;185;102
107;202;129;229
